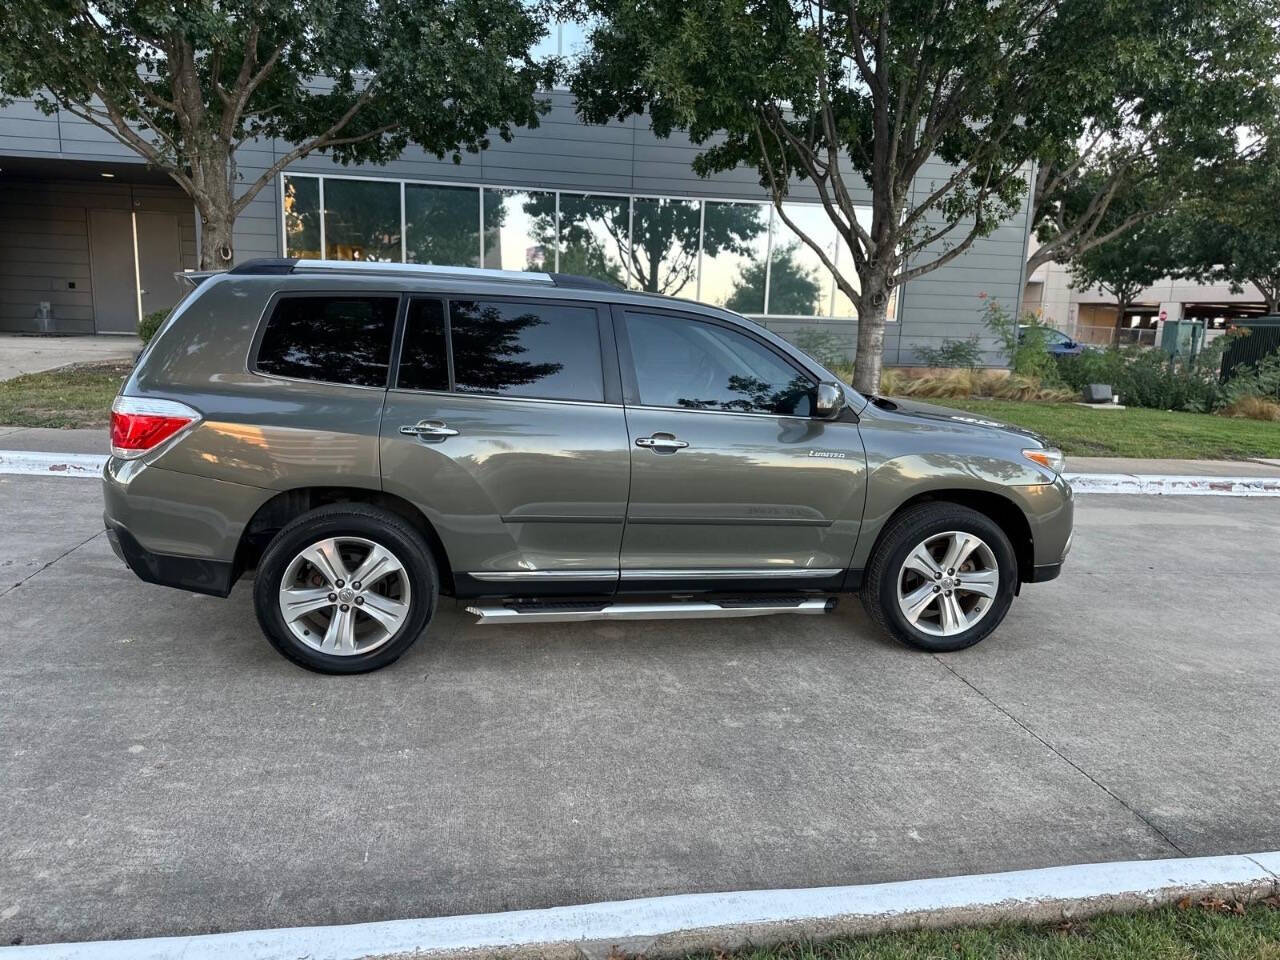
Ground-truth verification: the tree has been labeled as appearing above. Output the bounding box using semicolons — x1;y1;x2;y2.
725;242;822;316
1174;146;1280;313
0;0;553;268
1067;212;1176;321
1027;2;1278;278
566;0;1280;393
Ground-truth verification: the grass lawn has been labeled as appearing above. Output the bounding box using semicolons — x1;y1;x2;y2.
953;398;1280;460
0;361;130;428
714;899;1280;960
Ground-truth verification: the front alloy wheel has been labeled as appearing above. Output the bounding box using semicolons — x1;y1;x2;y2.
896;531;1000;637
861;501;1017;653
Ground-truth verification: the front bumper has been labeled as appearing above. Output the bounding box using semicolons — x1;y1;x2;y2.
105;517;237;597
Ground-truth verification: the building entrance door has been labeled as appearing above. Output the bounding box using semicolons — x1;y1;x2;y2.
87;209;137;334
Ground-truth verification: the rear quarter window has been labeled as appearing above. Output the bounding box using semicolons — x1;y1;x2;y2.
255;295;399;387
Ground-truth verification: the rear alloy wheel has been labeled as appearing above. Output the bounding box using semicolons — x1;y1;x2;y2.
278;536;412;657
254;504;437;673
861;502;1017;653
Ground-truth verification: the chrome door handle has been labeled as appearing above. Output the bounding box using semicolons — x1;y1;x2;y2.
400;420;459;440
635;433;688;452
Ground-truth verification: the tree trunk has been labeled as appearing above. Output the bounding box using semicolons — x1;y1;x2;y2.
851;283;890;395
198;205;237;270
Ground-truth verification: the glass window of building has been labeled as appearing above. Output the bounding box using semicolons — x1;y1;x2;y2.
482;188;555;271
768;203;841;316
629;197;700;296
557;193;629;286
282;176;322;259
323;178;401;262
405;184;480;266
699;201;771;315
449;299;604;402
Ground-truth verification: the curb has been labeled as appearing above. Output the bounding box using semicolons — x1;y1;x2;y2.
8;852;1279;960
0;451;105;478
3;451;1280;498
1065;472;1280;496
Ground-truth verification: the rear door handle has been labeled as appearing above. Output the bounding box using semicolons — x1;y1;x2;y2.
635;433;688;453
400;420;459;441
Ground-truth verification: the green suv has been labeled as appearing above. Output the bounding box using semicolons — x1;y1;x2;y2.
103;259;1072;673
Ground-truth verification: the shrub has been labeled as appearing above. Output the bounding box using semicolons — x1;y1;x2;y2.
1054;331;1248;413
139;309;169;344
914;335;983;369
980;296;1059;382
1218;349;1280;406
877;368;1075;403
1219;395;1280;421
789;328;848;370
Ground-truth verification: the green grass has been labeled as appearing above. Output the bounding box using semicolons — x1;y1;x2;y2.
952;398;1280;460
0;361;131;428
710;900;1280;960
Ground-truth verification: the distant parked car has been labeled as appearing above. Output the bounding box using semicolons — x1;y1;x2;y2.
1020;324;1084;357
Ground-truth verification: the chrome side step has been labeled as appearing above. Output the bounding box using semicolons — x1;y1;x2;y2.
465;597;837;624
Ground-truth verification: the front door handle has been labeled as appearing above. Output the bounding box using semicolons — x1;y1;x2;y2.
635;433;688;453
400;420;459;441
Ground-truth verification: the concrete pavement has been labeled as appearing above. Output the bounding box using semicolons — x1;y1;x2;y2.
0;478;1277;946
0;335;139;382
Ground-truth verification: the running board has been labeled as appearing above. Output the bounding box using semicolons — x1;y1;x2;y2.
465;597;838;624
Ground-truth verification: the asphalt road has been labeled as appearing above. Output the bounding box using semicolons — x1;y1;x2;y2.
1;476;1278;947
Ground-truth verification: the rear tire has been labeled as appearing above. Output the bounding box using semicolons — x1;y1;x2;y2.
861;502;1017;653
253;503;438;674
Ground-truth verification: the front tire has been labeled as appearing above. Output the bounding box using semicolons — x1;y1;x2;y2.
861;502;1017;653
253;503;438;674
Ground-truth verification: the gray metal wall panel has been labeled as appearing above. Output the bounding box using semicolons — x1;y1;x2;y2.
0;93;1031;363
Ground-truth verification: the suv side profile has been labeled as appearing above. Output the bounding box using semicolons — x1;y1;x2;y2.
104;259;1073;674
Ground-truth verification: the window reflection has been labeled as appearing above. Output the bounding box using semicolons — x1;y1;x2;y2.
324;179;400;261
771;203;839;316
702;201;771;314
283;176;321;259
556;193;628;285
405;184;480;266
450;299;603;401
256;296;398;387
629;197;700;295
624;311;815;416
482;188;554;271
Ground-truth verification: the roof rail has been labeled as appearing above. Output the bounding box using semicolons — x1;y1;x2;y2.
228;257;555;284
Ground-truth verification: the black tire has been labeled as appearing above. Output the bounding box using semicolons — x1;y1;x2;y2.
861;502;1017;653
253;503;438;674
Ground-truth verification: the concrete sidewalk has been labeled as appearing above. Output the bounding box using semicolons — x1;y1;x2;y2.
0;334;139;382
1067;456;1280;477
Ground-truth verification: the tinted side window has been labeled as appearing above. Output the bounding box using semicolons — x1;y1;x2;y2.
624;311;815;416
397;298;449;391
256;296;398;387
449;299;603;402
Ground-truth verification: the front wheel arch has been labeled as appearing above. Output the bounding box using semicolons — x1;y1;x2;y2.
863;489;1034;588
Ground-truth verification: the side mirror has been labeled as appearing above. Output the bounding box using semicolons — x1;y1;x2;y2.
815;381;843;419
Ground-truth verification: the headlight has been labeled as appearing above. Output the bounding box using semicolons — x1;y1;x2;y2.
1023;447;1065;474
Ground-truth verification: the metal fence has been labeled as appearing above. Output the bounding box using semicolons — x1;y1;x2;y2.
1052;322;1158;348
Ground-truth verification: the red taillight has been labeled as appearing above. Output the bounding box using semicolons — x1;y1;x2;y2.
110;396;201;459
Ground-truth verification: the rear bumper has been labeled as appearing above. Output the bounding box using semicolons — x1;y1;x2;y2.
105;517;236;597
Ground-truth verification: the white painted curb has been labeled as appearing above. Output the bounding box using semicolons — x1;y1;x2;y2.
2;451;1280;498
1064;472;1280;496
0;451;106;478
8;853;1278;960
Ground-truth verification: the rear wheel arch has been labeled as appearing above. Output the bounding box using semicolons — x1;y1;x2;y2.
235;487;455;595
867;489;1034;586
